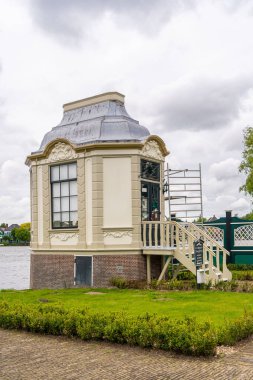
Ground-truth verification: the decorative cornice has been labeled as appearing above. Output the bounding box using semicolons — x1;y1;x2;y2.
50;232;79;241
141;140;163;161
26;139;145;166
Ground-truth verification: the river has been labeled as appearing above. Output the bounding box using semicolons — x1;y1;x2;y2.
0;246;30;290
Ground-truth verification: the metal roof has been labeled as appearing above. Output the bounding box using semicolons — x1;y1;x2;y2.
37;92;150;153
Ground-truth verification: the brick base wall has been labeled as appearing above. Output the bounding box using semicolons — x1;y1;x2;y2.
30;253;164;289
93;254;147;287
30;254;74;289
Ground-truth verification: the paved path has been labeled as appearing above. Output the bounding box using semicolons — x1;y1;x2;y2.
1;329;253;380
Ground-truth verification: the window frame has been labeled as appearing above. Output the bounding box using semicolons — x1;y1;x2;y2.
50;162;78;229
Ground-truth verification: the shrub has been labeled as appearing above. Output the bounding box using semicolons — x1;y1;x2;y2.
228;264;253;271
0;301;217;356
109;277;128;289
232;271;253;281
217;311;253;346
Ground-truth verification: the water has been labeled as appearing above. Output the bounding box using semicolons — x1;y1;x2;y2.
0;246;30;290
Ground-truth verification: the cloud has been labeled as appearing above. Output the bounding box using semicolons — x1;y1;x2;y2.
231;197;251;212
29;0;196;43
209;158;240;180
0;196;30;224
148;76;253;131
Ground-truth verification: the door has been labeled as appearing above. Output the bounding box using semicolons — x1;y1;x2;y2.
75;256;92;286
141;182;161;246
141;182;160;221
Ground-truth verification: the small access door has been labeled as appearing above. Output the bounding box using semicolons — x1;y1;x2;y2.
75;256;92;286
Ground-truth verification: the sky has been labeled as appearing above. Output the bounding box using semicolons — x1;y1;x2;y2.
0;0;253;224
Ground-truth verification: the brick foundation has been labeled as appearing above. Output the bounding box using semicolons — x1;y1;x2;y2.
93;254;147;287
30;253;164;289
30;254;74;289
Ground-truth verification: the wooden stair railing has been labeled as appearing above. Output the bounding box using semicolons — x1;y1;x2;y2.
142;221;232;283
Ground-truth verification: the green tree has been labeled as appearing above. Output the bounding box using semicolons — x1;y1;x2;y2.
15;228;31;243
2;235;11;245
11;228;18;241
239;126;253;196
241;211;253;220
194;216;207;223
20;222;31;230
0;223;8;228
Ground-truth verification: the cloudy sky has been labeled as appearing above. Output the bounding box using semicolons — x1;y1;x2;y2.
0;0;253;223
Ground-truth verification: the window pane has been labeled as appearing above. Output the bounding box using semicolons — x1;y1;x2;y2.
53;198;60;212
61;197;69;211
53;213;61;228
70;212;78;227
51;166;59;182
60;164;68;180
70;181;77;196
52;183;60;197
61;182;69;196
70;196;77;211
141;160;160;181
61;212;70;228
69;163;77;179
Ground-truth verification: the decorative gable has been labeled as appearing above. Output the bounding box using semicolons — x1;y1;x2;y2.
46;142;78;163
141;140;164;161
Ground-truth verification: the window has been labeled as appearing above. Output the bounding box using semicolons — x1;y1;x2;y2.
50;163;78;228
140;159;161;222
141;159;160;181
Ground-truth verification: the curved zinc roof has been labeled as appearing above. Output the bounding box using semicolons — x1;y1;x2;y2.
38;92;150;152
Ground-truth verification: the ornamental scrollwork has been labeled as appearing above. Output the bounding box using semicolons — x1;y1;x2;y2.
46;142;78;163
50;232;79;241
142;140;163;161
103;230;132;238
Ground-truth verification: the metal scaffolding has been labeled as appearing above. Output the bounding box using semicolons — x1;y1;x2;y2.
164;163;203;222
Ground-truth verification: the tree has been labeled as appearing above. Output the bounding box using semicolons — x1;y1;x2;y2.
0;223;8;228
239;127;253;196
15;228;31;243
11;228;18;241
194;216;207;223
241;211;253;220
20;222;31;231
2;235;11;245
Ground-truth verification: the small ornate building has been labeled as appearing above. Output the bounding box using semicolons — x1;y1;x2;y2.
26;92;169;288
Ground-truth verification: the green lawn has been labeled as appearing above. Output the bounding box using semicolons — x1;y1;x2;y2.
1;288;253;326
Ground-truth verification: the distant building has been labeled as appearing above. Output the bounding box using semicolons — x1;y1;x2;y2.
207;215;217;222
4;224;20;236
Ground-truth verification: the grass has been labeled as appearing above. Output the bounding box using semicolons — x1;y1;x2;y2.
1;288;253;326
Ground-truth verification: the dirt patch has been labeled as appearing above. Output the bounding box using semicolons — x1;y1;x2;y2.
153;298;175;302
85;292;106;295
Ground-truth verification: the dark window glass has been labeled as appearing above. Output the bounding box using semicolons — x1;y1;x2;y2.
141;159;160;181
50;163;78;229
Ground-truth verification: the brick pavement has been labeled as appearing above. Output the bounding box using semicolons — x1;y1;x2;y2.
1;329;253;380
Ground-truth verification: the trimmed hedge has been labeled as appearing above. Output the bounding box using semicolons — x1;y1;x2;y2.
0;301;216;356
228;264;253;271
1;301;253;356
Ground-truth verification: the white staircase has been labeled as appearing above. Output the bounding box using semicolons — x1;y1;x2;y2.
142;221;232;284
